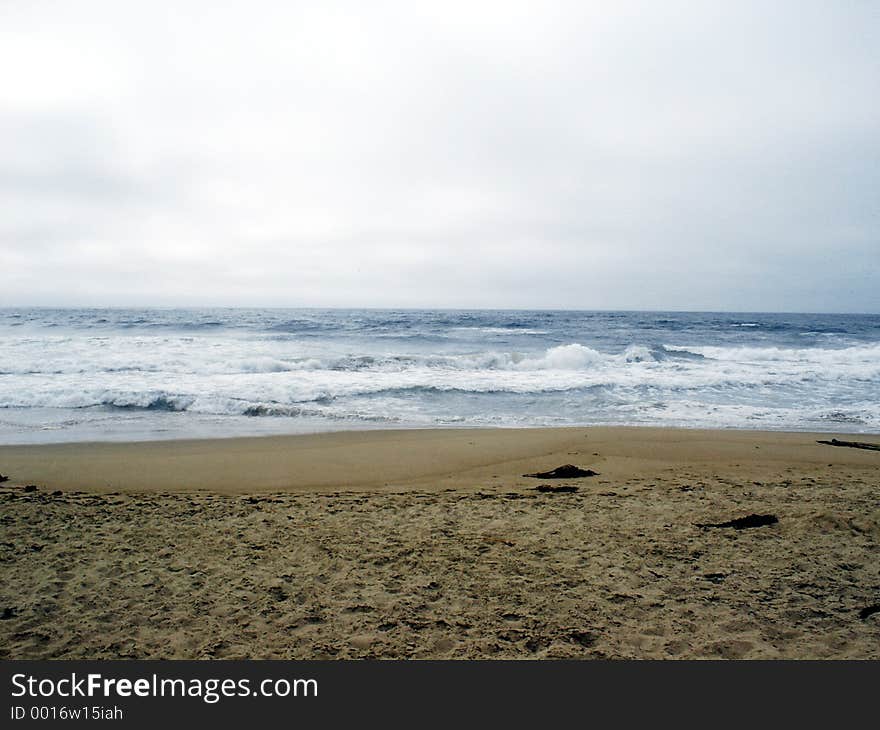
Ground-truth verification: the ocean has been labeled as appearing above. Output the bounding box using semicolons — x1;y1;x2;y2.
0;308;878;443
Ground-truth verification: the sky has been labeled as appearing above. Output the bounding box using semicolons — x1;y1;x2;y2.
1;0;878;312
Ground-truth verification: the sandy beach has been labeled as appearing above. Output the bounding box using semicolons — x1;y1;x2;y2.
1;426;878;659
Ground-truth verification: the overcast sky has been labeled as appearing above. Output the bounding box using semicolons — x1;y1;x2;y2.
1;1;878;311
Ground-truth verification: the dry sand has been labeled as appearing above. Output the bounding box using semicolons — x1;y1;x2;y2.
1;426;878;659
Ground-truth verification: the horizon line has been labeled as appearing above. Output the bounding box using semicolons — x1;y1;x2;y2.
0;305;878;316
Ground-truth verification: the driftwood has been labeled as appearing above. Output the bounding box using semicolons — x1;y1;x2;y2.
816;439;880;452
523;464;599;479
696;514;778;530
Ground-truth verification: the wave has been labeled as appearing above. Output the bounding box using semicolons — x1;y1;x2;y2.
6;388;877;438
2;341;879;379
622;344;705;363
103;394;194;412
815;410;869;425
688;342;880;365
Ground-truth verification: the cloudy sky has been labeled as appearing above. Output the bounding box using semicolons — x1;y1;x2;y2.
1;0;877;311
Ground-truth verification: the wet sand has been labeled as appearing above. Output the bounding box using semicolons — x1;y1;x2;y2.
1;427;878;659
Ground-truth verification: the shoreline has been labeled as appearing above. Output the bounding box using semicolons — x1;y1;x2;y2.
1;425;878;493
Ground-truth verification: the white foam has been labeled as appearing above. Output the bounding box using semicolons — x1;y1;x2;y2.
1;331;878;436
623;345;655;363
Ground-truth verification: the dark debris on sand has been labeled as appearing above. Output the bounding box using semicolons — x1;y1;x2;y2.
816;439;880;452
534;484;579;494
524;464;599;479
859;605;880;620
696;514;779;530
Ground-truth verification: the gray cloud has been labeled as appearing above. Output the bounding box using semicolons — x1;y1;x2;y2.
1;0;877;311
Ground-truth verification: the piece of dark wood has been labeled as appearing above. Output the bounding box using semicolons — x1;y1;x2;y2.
816;439;880;452
523;464;599;479
534;484;579;493
696;514;779;530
